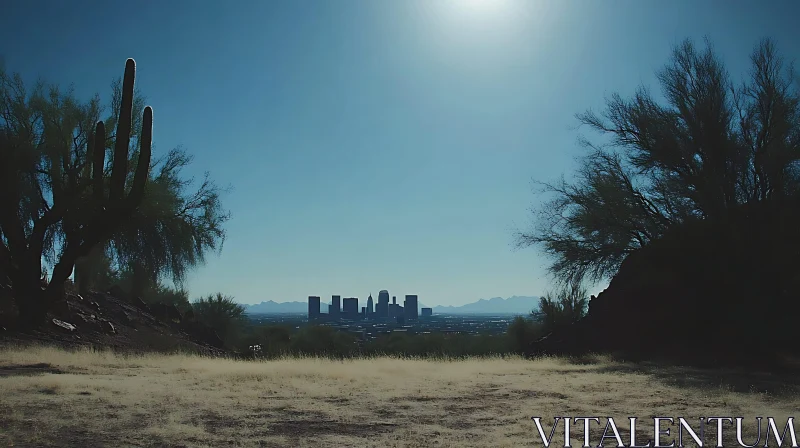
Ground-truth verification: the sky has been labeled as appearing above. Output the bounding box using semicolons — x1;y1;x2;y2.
2;1;799;306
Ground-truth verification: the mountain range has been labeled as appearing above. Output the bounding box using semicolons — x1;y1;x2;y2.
243;296;539;315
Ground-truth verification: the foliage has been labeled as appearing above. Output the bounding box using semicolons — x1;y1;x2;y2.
238;324;293;357
535;281;589;333
104;146;230;298
192;293;246;346
290;326;360;358
507;316;544;353
516;37;800;284
0;59;152;327
75;81;229;299
235;322;540;359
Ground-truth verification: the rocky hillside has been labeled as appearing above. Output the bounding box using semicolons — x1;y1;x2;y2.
0;284;227;356
528;200;800;366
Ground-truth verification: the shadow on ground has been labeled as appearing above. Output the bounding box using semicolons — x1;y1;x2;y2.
559;354;800;395
0;362;65;377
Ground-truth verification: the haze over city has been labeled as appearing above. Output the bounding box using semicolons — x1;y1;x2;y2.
2;0;798;306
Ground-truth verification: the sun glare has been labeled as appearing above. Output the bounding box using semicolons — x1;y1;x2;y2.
453;0;512;17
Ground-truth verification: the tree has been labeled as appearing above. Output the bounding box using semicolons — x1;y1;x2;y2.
516;37;800;284
192;293;246;346
0;59;153;328
74;81;229;300
535;280;588;332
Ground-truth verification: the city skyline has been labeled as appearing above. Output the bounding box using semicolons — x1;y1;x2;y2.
246;294;542;315
309;292;422;322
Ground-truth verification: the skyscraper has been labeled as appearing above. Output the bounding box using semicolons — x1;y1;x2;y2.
330;295;341;317
367;294;374;315
343;297;359;319
308;296;320;320
404;295;418;321
377;290;389;318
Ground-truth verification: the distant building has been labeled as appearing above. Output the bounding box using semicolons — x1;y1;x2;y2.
367;294;374;316
330;295;341;317
404;295;418;321
389;302;402;320
343;297;359;319
421;307;432;317
376;290;389;318
308;296;320;320
388;296;398;319
361;306;366;318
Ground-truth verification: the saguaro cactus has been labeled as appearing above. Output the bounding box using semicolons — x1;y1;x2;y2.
3;58;154;328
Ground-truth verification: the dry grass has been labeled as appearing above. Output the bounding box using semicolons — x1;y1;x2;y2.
0;345;799;447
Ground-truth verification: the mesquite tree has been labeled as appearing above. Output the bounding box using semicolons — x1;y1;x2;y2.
516;38;800;284
0;59;153;328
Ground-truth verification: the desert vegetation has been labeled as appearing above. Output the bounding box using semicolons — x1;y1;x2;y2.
517;37;800;362
1;26;800;448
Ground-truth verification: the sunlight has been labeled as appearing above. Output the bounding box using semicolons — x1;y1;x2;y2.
446;0;516;20
458;0;508;14
411;0;536;76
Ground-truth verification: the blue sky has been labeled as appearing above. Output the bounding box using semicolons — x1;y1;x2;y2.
2;1;798;306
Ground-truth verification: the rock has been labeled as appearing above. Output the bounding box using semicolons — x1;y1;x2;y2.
52;318;77;333
66;293;84;302
105;321;116;334
90;301;101;310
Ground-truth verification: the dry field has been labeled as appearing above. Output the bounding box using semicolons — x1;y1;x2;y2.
1;345;799;447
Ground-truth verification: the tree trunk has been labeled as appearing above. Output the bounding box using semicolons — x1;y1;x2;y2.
74;256;90;295
131;262;147;301
12;275;48;331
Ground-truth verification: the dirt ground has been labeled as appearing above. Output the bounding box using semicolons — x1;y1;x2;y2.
1;345;799;447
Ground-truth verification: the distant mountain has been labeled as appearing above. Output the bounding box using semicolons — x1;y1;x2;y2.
244;300;307;314
426;296;539;315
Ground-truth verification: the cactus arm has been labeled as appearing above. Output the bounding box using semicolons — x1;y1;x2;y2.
110;59;136;201
127;106;152;206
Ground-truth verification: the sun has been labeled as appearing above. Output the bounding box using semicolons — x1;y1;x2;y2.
460;0;504;11
443;0;517;23
455;0;510;15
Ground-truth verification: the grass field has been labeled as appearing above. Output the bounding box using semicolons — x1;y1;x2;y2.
1;345;799;447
